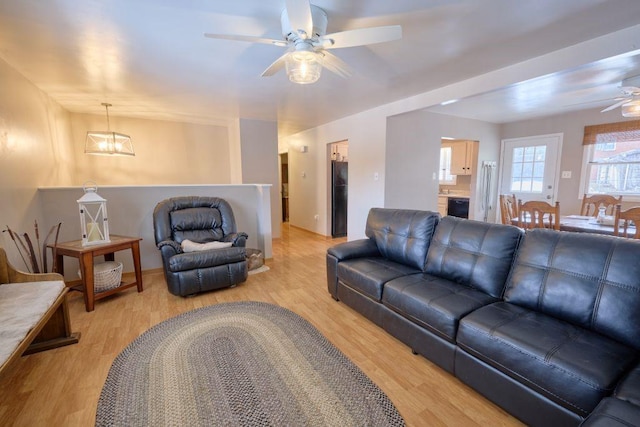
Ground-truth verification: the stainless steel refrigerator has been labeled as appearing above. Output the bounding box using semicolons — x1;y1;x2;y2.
331;160;348;237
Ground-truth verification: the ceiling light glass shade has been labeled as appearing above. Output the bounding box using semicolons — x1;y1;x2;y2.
285;50;323;84
85;103;135;156
622;100;640;118
85;131;135;156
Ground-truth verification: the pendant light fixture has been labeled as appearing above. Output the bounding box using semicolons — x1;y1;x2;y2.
85;103;135;156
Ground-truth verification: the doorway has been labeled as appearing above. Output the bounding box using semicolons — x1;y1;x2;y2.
280;153;289;222
499;133;563;206
329;141;348;237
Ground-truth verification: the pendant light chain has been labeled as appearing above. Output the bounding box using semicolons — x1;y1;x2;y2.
102;102;112;131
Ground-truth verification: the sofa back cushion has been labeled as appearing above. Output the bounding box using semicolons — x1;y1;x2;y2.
425;216;524;298
504;228;640;349
364;208;439;271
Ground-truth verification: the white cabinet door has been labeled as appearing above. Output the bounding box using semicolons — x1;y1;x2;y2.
450;141;476;175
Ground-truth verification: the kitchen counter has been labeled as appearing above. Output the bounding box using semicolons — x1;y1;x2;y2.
438;191;470;198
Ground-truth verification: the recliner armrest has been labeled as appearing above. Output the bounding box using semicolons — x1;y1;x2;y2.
223;232;248;247
157;240;182;254
327;238;380;261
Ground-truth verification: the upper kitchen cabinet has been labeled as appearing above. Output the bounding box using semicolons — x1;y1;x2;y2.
450;140;478;176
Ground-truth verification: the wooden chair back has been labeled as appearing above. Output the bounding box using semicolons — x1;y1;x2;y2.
614;204;640;239
581;194;622;216
499;194;518;225
517;200;560;230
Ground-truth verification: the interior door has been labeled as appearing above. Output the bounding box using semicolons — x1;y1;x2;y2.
499;134;563;207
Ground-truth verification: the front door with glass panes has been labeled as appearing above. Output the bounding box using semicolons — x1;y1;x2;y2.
499;134;563;207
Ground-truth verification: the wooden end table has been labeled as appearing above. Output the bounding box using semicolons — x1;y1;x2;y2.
49;235;144;312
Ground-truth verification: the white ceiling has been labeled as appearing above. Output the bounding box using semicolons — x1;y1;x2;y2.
2;0;640;136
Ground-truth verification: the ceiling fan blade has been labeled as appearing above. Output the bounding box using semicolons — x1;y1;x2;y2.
322;25;402;49
320;51;352;78
204;33;287;47
601;98;631;113
285;0;313;38
261;52;289;77
621;85;640;94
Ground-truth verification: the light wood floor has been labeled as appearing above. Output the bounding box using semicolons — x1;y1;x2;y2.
0;224;522;426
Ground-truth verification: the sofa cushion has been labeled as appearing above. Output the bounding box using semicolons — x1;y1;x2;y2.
0;281;65;370
504;229;640;349
615;364;640;406
364;208;439;271
382;273;499;342
425;216;523;298
337;258;421;302
457;301;637;417
168;247;246;272
580;398;640;427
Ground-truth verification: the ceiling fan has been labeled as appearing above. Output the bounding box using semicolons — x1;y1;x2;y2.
601;75;640;117
204;0;402;84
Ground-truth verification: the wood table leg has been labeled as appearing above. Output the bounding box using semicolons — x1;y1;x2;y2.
80;252;95;312
131;241;144;292
55;253;65;276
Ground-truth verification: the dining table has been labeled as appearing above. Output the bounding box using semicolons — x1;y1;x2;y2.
558;215;634;236
512;215;635;236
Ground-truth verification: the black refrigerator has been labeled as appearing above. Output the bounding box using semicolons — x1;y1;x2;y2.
331;160;348;237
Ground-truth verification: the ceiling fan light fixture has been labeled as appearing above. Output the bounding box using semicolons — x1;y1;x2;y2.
622;100;640;117
285;49;322;84
85;103;134;156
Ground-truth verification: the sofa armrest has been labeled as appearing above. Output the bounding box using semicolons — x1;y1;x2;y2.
327;238;380;261
327;239;381;300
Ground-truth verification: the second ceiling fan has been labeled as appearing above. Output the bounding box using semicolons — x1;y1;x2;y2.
204;0;402;84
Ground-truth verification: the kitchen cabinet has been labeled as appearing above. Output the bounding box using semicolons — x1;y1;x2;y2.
438;196;448;217
450;140;477;176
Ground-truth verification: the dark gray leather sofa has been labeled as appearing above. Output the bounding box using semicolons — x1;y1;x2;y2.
327;208;640;426
153;196;248;296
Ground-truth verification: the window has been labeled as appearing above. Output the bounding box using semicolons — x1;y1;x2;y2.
582;120;640;196
510;145;546;193
439;146;456;184
585;141;640;194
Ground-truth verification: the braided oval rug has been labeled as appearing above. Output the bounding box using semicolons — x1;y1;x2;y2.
96;301;405;426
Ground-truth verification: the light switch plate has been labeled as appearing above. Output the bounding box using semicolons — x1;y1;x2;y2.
561;171;572;179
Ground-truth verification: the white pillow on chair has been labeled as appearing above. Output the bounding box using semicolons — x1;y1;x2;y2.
181;239;233;253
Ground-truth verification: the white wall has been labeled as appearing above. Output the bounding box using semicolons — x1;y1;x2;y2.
501;106;637;215
281;24;640;236
38;184;272;279
0;56;278;273
384;111;439;211
70;113;232;185
285;109;388;240
385;111;501;221
0;57;76;268
239;119;281;239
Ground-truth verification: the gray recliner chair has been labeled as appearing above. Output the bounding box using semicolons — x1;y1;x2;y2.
153;196;248;296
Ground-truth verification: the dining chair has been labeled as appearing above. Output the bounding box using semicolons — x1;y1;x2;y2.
499;194;518;225
614;204;640;239
517;200;560;230
581;194;622;216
